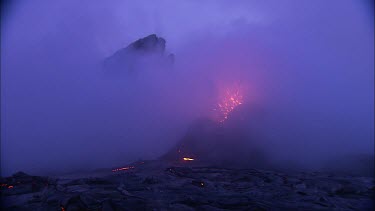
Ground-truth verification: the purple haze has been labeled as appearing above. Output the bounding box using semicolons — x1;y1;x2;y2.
1;0;373;176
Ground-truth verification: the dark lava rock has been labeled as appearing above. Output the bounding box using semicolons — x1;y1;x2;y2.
12;171;30;178
166;167;193;177
103;34;173;74
1;161;374;210
161;117;271;170
1;172;48;196
142;176;159;185
191;180;205;188
101;199;116;211
129;34;166;53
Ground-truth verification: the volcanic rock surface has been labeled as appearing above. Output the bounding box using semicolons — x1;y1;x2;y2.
161;105;274;170
161;117;269;170
103;34;174;74
1;160;373;210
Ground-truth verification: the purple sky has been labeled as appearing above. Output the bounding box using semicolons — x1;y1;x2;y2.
1;0;374;176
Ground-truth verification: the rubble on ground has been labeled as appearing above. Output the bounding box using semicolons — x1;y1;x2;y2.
1;160;373;210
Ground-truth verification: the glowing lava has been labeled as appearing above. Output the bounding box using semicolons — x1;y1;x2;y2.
214;85;243;122
183;157;194;161
1;183;14;189
112;166;135;172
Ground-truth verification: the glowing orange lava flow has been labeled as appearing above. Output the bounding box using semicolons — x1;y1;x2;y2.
214;85;243;122
183;157;194;161
112;166;135;172
1;183;14;189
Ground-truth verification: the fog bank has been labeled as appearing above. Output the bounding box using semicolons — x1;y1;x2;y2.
1;0;373;176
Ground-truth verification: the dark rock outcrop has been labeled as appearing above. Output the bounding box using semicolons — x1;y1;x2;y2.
161;110;270;169
128;34;166;53
103;34;174;75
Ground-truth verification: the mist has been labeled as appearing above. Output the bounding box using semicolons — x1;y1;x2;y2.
1;0;373;176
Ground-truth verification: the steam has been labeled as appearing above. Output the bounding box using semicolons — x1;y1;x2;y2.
1;0;373;176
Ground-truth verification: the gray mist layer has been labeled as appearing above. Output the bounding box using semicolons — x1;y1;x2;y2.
1;0;373;176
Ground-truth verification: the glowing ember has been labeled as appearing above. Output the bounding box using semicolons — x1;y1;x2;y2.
112;166;135;172
214;85;243;122
183;157;194;161
1;183;15;189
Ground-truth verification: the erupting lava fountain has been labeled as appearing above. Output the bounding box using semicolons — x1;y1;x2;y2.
213;83;244;123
